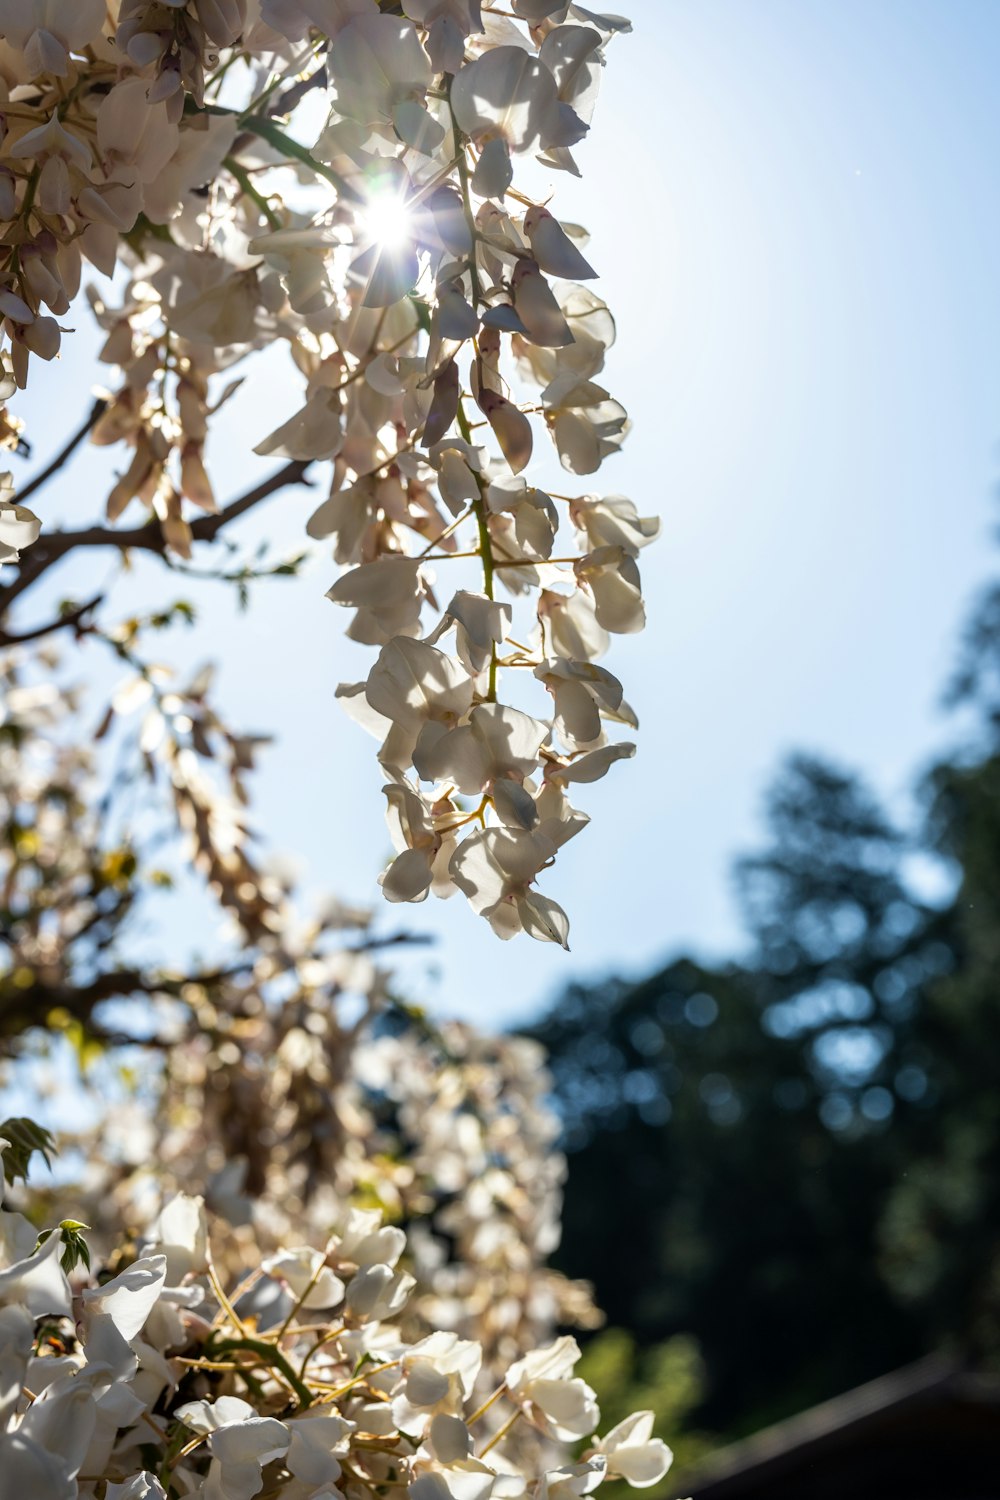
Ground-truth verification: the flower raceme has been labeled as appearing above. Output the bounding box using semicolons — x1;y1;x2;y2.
0;1165;674;1500
0;0;659;946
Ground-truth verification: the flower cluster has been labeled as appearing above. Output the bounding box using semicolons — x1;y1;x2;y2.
0;1150;674;1500
0;645;595;1375
0;0;656;943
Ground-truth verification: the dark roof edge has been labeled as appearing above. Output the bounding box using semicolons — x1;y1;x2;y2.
680;1354;987;1498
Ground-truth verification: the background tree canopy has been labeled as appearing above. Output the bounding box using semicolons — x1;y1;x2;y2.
528;549;1000;1460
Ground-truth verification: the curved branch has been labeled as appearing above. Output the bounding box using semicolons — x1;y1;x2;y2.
0;963;250;1043
0;459;313;618
0;592;103;648
15;397;109;507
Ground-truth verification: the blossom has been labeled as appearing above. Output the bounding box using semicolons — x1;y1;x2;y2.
392;1333;483;1435
536;1459;607;1500
0;0;106;76
534;658;635;750
0;477;41;567
417;703;548;815
0;0;654;946
451;47;584;156
450;827;571;947
176;1396;292;1500
262;1247;347;1309
328;14;434;133
346;1261;417;1320
505;1337;599;1440
591;1412;674;1488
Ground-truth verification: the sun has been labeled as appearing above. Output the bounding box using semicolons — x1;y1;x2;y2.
361;190;413;251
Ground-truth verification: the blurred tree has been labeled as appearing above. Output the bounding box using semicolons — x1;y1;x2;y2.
530;630;1000;1439
575;1327;713;1489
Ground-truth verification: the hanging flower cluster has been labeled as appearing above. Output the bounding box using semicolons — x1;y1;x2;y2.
0;644;596;1373
0;1146;674;1500
0;0;658;946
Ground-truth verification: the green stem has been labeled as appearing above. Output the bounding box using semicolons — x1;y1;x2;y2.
457;401;498;701
225;156;283;230
446;71;499;701
239;116;362;205
211;1337;315;1409
447;82;483;309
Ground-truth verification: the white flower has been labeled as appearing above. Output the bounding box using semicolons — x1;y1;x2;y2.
450;828;570;947
262;1247;346;1309
511;260;573;348
575;546;645;634
451;47;584;155
534;658;633;749
105;1475;168;1500
0;0;107;76
7;111;92;171
0;478;41;567
330;1206;406;1269
105;1476;168;1500
285;1410;352;1487
392;1332;482;1435
255;387;345;460
522;207;595;281
175;1398;293;1500
538;587;609;662
505;1337;599;1440
345;1261;416;1321
365;636;474;771
0;1226;72;1319
569;495;660;555
82;1255;168;1380
592;1412;674;1489
427;592;512;677
545;741;635;786
146;1193;207;1284
97;79;180;186
535;1459;607;1500
328;14;433;129
417;703;548;810
328;557;427;644
5;1372;99;1496
379;778;454;902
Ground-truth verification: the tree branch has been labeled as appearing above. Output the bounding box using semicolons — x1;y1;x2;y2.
0;592;103;648
0;963;251;1043
0;459;313;619
15;397;109;507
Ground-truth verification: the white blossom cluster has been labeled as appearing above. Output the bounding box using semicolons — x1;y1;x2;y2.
0;0;657;944
0;1154;674;1500
0;649;595;1377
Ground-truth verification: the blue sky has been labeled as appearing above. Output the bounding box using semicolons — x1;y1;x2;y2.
12;0;1000;1027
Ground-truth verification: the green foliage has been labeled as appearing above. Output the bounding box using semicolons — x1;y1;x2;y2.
531;591;1000;1437
37;1219;92;1275
0;1115;55;1186
577;1328;712;1487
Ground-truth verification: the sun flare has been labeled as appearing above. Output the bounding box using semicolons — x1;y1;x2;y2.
361;191;413;251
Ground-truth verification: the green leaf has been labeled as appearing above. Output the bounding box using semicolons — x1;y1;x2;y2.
36;1220;92;1275
0;1116;56;1186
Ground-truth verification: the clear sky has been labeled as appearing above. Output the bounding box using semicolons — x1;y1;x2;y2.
12;0;1000;1027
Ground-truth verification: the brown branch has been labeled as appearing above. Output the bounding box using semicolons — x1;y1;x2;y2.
0;592;103;648
348;931;434;952
0;963;251;1042
0;459;313;618
15;397;109;507
0;968;151;1040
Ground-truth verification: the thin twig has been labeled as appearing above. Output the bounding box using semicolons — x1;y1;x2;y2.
15;397;109;507
0;592;103;648
0;459;312;616
478;1408;521;1457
